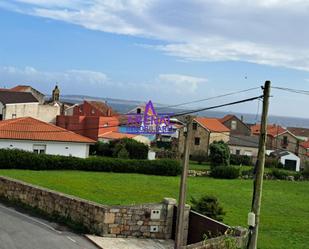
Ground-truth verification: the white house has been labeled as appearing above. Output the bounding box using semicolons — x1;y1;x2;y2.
268;150;301;172
0;117;95;158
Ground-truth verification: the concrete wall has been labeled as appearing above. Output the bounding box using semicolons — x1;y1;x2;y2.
209;132;230;144
0;177;176;239
0;139;90;158
3;103;60;123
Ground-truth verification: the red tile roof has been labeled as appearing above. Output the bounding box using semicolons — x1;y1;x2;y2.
251;124;287;137
300;141;309;149
98;131;136;140
0;117;95;143
195;117;230;132
219;115;234;123
10;85;30;92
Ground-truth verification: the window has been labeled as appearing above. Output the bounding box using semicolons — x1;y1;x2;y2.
91;109;95;114
195;137;200;145
33;144;46;154
192;122;197;130
282;136;288;147
137;108;141;114
231;120;237;130
12;114;17;119
236;149;241;155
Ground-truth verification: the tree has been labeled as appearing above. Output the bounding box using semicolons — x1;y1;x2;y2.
190;195;225;221
209;141;230;167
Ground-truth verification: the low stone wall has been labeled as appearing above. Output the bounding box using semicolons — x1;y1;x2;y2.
0;176;176;239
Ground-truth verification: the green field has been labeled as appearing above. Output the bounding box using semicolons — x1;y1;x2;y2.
0;169;308;249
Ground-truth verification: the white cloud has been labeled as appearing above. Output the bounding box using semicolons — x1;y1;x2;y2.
0;66;109;88
3;1;309;71
158;74;207;94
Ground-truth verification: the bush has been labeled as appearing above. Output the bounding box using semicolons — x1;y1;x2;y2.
0;149;181;176
90;138;148;159
190;195;225;221
269;168;289;180
265;157;283;169
209;141;230;167
210;166;240;179
117;147;130;159
191;150;208;164
230;154;252;166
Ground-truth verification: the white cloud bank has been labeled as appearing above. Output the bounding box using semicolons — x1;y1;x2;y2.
2;0;309;71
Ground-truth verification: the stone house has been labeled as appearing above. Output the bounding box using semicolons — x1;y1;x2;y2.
251;124;299;154
287;127;309;141
299;141;309;169
219;114;251;136
178;117;230;156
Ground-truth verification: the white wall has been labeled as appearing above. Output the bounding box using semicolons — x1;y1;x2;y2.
280;153;300;172
4;103;60;123
0;139;90;158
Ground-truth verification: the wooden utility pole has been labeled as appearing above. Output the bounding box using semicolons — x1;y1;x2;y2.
175;115;193;249
248;81;271;249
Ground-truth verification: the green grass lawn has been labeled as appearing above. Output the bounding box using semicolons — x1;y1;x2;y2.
0;169;308;249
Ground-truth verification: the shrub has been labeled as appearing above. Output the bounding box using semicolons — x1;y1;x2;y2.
117;147;130;159
191;150;208;164
209;141;230;167
90;138;148;159
210;166;240;179
0;149;181;176
190;195;225;221
265;156;283;169
230;154;252;166
269;168;289;180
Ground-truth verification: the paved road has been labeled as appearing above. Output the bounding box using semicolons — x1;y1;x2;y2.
0;203;98;249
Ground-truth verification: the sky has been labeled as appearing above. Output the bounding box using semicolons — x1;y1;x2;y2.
0;0;309;118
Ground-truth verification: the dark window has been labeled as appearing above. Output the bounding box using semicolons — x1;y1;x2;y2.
195;137;200;145
192;122;197;130
282;136;288;147
236;149;241;155
137;108;141;114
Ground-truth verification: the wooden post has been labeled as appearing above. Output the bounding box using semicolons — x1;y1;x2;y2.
248;81;271;249
175;115;193;249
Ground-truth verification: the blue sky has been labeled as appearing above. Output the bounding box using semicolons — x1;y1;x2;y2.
0;0;309;118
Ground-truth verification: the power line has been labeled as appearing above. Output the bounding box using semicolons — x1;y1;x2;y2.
272;86;309;96
156;87;261;111
173;95;263;117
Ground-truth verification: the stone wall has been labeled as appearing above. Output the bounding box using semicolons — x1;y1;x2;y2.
0;176;176;239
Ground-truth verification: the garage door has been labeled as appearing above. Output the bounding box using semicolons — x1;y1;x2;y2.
284;159;296;171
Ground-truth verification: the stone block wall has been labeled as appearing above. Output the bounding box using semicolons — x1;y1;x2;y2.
0;176;176;239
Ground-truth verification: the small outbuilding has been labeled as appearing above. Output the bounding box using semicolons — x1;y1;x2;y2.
269;150;301;172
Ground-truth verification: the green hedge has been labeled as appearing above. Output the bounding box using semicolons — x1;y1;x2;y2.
210;166;240;179
0;149;181;176
230;154;252;166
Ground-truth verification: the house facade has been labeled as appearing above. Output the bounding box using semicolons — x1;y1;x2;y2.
287;127;309;141
0;117;94;158
219;115;251;136
0;87;62;124
251;124;299;154
228;135;259;163
57;100;120;141
178;117;230;156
